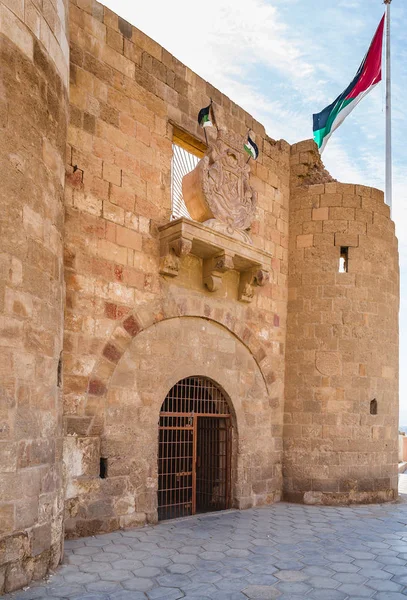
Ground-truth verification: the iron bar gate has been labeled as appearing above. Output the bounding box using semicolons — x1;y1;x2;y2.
158;377;232;521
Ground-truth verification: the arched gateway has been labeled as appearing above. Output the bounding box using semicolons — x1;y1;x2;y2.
64;316;279;536
158;376;232;520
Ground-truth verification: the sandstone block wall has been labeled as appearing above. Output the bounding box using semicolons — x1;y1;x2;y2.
63;0;289;536
0;0;69;592
285;141;399;504
0;0;400;589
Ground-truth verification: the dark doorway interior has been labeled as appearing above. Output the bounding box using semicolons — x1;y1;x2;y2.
196;416;230;513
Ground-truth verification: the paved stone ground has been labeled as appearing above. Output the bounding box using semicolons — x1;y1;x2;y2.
6;476;407;600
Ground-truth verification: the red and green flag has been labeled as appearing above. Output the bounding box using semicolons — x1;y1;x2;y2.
313;14;385;153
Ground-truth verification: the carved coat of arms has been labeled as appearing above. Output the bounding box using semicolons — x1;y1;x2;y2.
182;130;257;243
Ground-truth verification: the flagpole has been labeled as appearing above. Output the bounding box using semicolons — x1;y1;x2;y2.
384;0;392;216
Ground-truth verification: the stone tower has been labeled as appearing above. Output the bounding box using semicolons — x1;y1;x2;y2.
0;0;69;592
285;141;399;504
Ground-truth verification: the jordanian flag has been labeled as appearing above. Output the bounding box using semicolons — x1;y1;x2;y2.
198;103;213;128
313;14;385;153
244;135;259;160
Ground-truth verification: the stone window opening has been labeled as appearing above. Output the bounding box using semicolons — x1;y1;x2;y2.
99;457;108;479
370;399;378;415
339;246;349;273
171;127;205;220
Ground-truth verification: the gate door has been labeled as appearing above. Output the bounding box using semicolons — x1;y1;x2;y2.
196;416;232;512
158;377;232;521
158;413;194;521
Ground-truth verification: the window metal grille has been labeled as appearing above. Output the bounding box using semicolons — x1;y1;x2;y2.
161;377;230;415
171;144;199;220
158;377;232;521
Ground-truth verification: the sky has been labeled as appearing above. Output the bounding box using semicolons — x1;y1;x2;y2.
103;0;407;423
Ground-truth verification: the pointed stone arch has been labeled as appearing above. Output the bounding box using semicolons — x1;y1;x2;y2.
85;295;277;428
64;313;282;536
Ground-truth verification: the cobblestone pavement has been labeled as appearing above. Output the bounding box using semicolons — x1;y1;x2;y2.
6;477;407;600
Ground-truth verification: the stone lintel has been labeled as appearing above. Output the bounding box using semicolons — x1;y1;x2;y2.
158;218;272;301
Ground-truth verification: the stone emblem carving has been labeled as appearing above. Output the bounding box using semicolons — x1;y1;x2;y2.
159;125;271;302
182;130;257;244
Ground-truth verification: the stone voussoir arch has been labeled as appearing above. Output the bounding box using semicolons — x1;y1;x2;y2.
84;295;276;434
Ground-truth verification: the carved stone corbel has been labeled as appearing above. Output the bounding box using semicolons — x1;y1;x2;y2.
159;236;193;277
159;252;181;277
238;268;270;303
203;251;235;292
170;238;193;258
158;219;272;299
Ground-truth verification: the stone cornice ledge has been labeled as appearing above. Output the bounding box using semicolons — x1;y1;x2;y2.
158;218;272;303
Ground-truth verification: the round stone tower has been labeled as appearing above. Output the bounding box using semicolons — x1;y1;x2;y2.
0;0;68;591
285;141;399;504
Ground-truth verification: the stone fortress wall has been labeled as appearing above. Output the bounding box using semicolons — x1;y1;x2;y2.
0;0;70;592
63;0;289;538
0;0;399;592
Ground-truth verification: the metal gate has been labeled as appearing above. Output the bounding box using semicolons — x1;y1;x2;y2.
158;377;232;521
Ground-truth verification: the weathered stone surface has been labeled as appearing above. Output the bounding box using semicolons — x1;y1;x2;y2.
182;128;257;236
315;352;342;376
31;524;52;557
0;0;68;589
285;143;399;504
0;0;399;594
3;498;407;599
243;585;281;598
62;0;290;539
0;505;14;536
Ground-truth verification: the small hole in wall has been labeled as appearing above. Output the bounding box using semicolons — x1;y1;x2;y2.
370;399;378;415
57;353;62;388
100;458;108;479
339;247;349;273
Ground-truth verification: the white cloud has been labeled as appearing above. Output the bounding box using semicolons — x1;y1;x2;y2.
104;0;316;82
323;139;367;185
